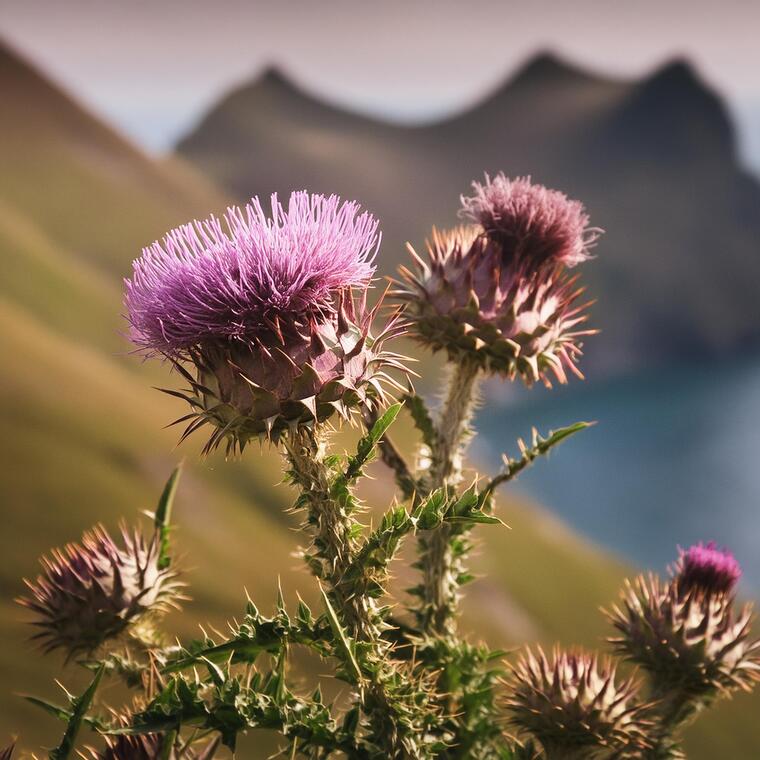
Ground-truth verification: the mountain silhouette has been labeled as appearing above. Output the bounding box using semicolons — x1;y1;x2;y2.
177;52;760;377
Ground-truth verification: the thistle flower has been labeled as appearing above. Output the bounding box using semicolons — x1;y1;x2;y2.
607;573;760;714
676;541;741;597
505;647;652;759
397;220;594;386
19;525;183;659
125;192;408;451
460;174;598;269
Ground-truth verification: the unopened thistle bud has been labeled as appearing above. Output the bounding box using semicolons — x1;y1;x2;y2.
505;647;652;759
676;541;742;597
19;526;183;659
90;730;220;760
397;175;599;386
608;562;760;718
125;191;408;452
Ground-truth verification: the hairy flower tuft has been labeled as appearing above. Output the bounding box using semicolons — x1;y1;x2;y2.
19;525;183;659
125;191;409;451
676;541;741;597
505;647;652;759
125;191;378;355
460;173;599;269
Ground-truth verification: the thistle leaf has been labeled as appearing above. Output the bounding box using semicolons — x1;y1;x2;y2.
483;421;593;501
319;586;362;683
345;402;402;481
49;664;104;760
154;463;182;570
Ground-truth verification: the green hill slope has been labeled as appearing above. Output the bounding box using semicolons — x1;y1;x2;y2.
0;40;758;757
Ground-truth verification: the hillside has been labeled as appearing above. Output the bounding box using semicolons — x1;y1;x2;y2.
1;40;759;756
177;52;760;377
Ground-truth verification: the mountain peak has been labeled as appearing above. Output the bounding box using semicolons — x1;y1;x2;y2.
254;65;294;90
641;57;703;96
510;51;594;88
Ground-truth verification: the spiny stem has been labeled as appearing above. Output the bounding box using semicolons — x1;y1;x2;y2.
419;360;480;636
283;426;425;758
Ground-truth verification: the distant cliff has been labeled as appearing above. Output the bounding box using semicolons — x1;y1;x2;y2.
176;52;760;377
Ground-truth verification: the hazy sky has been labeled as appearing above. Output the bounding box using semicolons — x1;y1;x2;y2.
3;0;760;169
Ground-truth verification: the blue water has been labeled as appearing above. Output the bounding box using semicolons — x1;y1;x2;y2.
473;358;760;592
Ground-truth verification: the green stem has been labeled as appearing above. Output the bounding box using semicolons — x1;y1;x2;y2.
284;426;424;758
419;360;480;636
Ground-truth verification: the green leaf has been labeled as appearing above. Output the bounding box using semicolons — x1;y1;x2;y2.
483;421;593;501
49;664;104;760
23;696;71;722
345;402;402;481
319;586;362;683
154;463;182;570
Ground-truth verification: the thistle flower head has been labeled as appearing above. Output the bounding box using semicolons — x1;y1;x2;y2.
125;192;378;355
125;191;409;451
460;174;598;269
397;220;595;386
607;573;760;710
19;525;183;659
676;541;741;597
505;647;652;758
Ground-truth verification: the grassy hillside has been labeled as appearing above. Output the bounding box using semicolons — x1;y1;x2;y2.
0;40;758;757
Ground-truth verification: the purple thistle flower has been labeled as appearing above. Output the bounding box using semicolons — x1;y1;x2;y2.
125;191;409;451
396;224;595;386
677;541;742;596
125;191;379;356
460;174;599;269
18;525;184;659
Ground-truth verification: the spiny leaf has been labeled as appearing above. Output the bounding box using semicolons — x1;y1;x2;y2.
319;586;362;683
49;664;104;760
345;402;403;481
483;421;593;501
154;463;182;570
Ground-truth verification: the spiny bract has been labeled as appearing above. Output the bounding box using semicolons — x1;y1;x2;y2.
19;525;183;659
166;289;408;453
89;731;220;760
397;223;594;386
505;647;652;759
608;574;760;704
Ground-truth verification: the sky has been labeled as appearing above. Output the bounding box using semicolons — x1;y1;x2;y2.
2;0;760;170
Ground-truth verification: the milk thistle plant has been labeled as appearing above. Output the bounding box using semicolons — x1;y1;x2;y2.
10;181;760;759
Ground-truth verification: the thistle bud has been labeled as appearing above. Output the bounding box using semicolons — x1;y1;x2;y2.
19;525;183;659
90;731;219;760
505;647;652;759
607;572;760;716
397;175;599;387
125;192;408;452
675;541;741;597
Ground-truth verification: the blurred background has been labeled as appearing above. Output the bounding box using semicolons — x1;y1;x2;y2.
1;1;759;755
